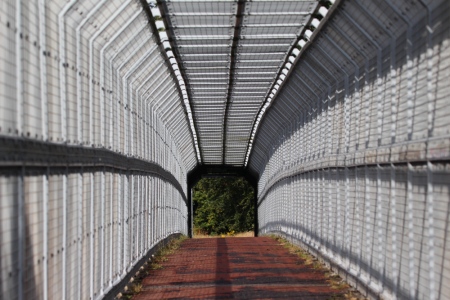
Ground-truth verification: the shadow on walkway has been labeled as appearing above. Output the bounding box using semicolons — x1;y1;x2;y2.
134;237;346;299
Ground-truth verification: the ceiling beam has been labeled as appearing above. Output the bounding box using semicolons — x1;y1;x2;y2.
156;0;205;163
223;0;246;165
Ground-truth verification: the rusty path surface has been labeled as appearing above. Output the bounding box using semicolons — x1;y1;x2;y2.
134;237;345;299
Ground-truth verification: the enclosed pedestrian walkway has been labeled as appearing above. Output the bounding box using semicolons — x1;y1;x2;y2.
1;0;450;299
133;237;350;300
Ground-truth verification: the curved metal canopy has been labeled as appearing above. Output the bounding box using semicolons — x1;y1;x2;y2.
153;0;323;166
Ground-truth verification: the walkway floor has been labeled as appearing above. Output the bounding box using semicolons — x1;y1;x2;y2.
133;237;349;299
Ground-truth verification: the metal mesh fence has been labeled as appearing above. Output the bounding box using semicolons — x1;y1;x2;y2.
0;0;192;299
0;0;197;174
258;164;449;299
0;170;188;299
1;0;450;299
252;0;450;299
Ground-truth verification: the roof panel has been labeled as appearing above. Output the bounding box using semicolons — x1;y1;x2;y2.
166;1;237;14
174;27;233;36
159;0;319;166
240;26;302;36
244;1;316;14
170;15;233;26
242;14;311;25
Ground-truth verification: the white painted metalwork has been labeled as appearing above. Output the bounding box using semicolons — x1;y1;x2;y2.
252;1;450;299
1;0;450;299
0;0;191;298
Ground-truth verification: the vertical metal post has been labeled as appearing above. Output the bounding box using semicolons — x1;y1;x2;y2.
390;163;398;296
423;2;436;297
376;164;384;289
117;172;122;281
190;181;194;237
149;177;153;248
140;97;143;159
161;179;170;238
113;61;120;151
77;170;83;300
335;168;341;261
364;166;371;275
152;111;155;163
289;122;293;237
58;0;77;141
344;166;350;268
123;172;128;275
160;178;163;240
355;167;361;275
124;81;129;156
129;175;134;268
62;168;67;299
144;104;147;160
327;167;333;256
136;175;140;259
320;170;326;250
406;163;416;298
253;183;258;237
139;175;143;258
156;177;159;243
146;176;150;251
15;0;23;137
426;161;436;300
312;171;317;249
39;0;48;141
154;177;157;246
89;173;94;300
135;174;145;261
132;175;137;262
100;170;105;297
109;173;113;287
144;176;148;251
18;167;24;300
42;169;48;300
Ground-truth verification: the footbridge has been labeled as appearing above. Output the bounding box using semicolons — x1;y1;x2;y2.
1;0;449;299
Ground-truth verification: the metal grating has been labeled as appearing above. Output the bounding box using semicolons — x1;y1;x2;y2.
251;0;450;299
159;0;318;165
1;0;450;299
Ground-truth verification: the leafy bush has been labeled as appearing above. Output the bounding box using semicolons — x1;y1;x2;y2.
193;177;254;235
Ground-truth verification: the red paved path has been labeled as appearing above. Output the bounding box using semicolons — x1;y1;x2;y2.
134;237;345;299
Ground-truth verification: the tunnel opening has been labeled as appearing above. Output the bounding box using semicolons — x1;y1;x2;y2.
192;176;255;237
187;165;259;238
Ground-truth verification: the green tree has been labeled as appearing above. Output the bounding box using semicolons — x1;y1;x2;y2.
193;177;254;235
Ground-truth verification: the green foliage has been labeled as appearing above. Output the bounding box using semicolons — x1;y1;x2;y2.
193;177;254;235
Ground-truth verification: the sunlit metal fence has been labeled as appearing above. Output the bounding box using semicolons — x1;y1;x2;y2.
251;0;450;299
0;1;193;299
2;0;450;299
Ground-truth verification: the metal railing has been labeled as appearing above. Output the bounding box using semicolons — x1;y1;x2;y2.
252;1;450;299
0;1;192;299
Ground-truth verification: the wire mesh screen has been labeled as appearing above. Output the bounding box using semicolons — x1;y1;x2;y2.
0;170;188;300
161;0;318;165
0;0;197;173
0;0;192;299
251;0;450;299
1;0;450;299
